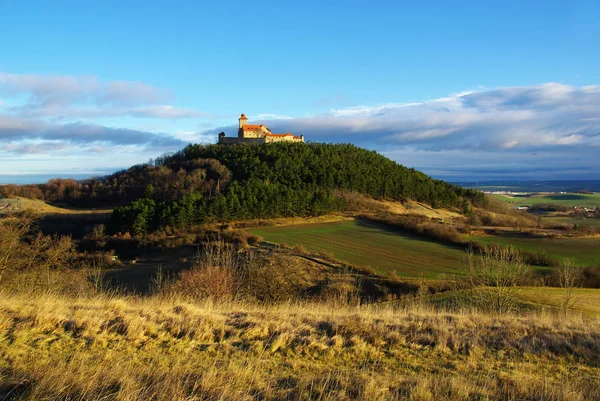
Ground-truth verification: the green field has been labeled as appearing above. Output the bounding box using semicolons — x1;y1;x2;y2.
541;215;600;229
250;219;466;278
469;235;600;267
493;193;600;208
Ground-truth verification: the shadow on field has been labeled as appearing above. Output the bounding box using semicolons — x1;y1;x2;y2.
102;245;198;294
39;213;111;239
547;194;586;201
354;217;465;251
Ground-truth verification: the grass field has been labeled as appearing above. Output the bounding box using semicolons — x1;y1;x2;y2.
251;219;467;278
492;192;600;208
541;215;600;229
468;234;600;267
518;287;600;315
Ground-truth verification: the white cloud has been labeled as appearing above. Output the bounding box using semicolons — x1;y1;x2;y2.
0;72;208;174
0;72;209;120
205;83;600;179
0;72;169;107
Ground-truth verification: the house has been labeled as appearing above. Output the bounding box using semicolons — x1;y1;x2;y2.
218;114;304;144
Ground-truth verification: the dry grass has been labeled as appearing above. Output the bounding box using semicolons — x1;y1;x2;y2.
382;199;463;220
0;293;598;401
2;196;112;216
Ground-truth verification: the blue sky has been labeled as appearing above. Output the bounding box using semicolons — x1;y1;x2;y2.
1;0;599;182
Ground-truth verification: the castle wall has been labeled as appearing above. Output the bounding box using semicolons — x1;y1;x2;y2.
238;126;270;139
265;136;299;143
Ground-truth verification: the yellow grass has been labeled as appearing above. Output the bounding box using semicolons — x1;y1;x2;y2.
0;293;598;400
4;196;112;215
518;287;600;314
380;199;463;220
234;199;462;231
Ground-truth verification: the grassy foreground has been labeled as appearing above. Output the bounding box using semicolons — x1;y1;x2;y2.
1;293;599;401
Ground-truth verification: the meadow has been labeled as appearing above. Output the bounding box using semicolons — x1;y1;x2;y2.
541;215;600;229
468;234;600;267
518;287;600;315
492;193;600;208
250;219;467;279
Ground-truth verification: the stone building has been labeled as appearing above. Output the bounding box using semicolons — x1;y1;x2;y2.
218;114;304;144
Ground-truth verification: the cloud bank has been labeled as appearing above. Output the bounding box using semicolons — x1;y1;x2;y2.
0;72;211;120
2;74;598;180
231;83;599;180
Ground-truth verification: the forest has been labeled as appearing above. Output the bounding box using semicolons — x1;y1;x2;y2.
109;143;485;234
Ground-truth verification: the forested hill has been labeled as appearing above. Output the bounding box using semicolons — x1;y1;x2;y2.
177;143;479;205
109;143;484;234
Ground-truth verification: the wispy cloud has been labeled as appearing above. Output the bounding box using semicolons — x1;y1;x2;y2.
0;113;187;154
0;72;209;119
0;72;204;171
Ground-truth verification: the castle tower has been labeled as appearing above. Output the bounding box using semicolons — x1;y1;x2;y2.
238;113;248;128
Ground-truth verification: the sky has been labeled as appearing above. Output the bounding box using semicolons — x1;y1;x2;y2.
0;0;599;183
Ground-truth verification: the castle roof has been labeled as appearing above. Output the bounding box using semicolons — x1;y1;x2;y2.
239;113;248;120
241;124;264;130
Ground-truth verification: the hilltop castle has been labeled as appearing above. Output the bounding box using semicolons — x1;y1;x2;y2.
218;114;304;145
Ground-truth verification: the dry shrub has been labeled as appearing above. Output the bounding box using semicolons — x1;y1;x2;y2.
173;265;236;301
580;266;600;288
165;242;305;302
320;275;362;307
333;189;388;213
221;229;263;247
1;268;92;297
0;213;90;295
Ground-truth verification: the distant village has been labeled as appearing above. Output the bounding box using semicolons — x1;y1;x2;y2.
483;190;599;217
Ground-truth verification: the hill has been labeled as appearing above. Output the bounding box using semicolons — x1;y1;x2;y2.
109;143;484;234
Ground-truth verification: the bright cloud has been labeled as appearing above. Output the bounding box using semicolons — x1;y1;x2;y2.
0;72;208;119
0;72;207;173
205;83;600;179
3;76;599;180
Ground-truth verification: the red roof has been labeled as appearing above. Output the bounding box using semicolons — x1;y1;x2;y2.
239;113;248;119
242;124;263;130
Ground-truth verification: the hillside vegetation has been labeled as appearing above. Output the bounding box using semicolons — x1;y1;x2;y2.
109;143;484;234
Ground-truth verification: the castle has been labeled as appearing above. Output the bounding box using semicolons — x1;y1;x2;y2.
218;114;304;145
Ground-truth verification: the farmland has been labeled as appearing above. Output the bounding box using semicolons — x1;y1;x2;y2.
250;219;467;278
541;215;600;229
492;192;600;208
468;234;600;267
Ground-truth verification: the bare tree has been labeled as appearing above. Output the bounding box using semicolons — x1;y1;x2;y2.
556;259;580;317
465;245;529;314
